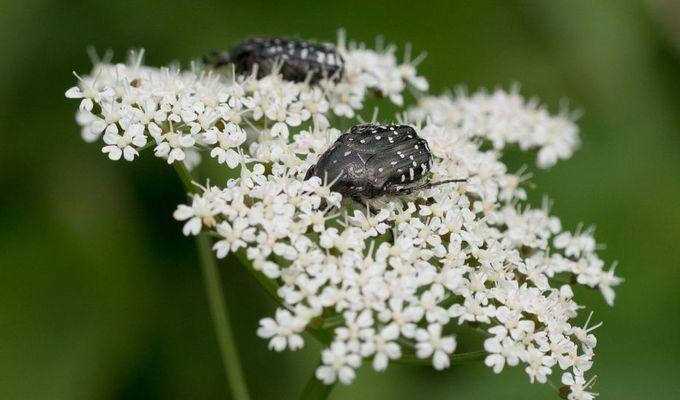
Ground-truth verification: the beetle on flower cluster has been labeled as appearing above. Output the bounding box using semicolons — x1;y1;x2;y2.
66;31;620;400
207;37;345;83
305;123;466;201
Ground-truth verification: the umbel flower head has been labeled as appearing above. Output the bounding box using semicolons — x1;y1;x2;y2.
66;32;621;398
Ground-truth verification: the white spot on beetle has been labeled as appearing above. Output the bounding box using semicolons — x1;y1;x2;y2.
344;151;352;156
378;167;384;172
390;161;398;165
409;168;415;180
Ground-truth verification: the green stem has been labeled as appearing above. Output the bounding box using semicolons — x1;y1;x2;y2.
196;233;251;400
174;162;250;400
173;161;196;192
234;250;281;305
299;363;336;400
546;378;566;398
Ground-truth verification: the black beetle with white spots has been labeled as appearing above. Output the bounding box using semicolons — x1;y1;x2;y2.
306;124;465;202
206;37;344;84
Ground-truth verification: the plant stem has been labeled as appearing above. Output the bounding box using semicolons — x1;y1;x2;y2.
299;363;336;400
173;160;196;192
196;233;251;400
174;162;250;400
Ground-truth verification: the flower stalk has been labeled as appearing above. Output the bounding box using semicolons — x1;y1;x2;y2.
175;162;250;400
300;362;337;400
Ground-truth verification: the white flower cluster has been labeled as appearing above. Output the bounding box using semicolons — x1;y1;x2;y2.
408;87;580;168
67;35;620;399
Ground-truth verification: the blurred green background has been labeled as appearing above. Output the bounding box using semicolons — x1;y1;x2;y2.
2;0;680;399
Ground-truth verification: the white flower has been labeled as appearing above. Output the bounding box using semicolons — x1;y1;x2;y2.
203;122;246;167
257;308;306;351
378;298;420;338
361;324;402;371
316;341;362;385
348;207;390;237
567;312;601;353
449;293;496;324
484;336;523;373
327;83;363;118
561;372;598;400
418;290;449;324
154;131;196;164
299;87;330;129
65;76;115;112
213;219;256;258
596;262;623;306
335;310;374;352
524;347;555;384
415;324;457;370
173;194;219;236
101;122;147;161
554;229;596;258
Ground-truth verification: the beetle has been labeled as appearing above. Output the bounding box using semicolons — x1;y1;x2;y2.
205;37;344;83
305;124;465;201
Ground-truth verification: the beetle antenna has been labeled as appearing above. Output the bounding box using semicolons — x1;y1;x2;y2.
428;178;467;187
406;178;467;193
